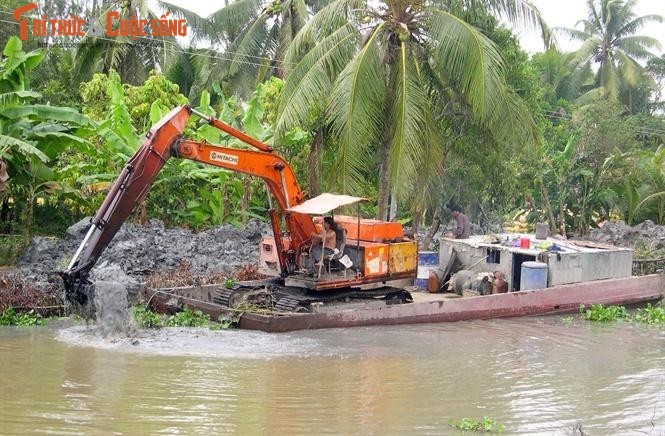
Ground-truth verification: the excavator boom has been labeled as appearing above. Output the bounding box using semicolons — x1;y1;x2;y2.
61;106;315;312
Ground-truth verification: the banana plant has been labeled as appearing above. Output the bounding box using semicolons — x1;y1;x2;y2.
0;37;92;236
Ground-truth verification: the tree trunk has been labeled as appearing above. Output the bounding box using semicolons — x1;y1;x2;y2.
307;129;323;196
558;196;566;237
411;208;421;238
539;176;557;233
377;139;390;221
241;176;250;224
139;203;148;225
421;207;442;250
23;184;35;241
389;188;397;221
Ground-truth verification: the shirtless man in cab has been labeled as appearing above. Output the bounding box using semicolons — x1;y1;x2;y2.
310;216;337;266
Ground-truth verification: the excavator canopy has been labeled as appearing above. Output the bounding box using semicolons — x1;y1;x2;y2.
287;193;367;215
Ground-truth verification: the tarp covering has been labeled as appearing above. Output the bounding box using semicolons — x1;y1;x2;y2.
287;193;367;215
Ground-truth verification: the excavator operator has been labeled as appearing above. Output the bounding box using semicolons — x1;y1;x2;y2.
310;216;337;266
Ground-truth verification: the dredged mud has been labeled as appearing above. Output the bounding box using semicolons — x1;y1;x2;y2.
15;218;271;292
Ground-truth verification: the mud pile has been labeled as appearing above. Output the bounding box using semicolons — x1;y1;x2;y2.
586;220;665;249
16;218;271;290
0;274;62;313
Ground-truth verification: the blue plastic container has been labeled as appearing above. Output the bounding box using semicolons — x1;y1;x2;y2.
520;261;548;290
415;251;439;288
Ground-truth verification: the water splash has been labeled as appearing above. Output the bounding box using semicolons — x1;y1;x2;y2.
88;262;139;337
93;281;135;337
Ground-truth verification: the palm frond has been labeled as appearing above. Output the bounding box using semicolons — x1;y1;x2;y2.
276;23;360;136
208;0;264;39
426;9;506;128
228;12;271;77
615;49;641;87
598;59;620;99
328;24;387;194
156;1;216;42
614;14;663;39
388;42;430;200
72;36;106;82
615;35;661;60
479;0;544;31
569;36;602;65
284;0;364;66
555;26;592;42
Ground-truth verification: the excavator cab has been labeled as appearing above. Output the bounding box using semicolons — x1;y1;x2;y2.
257;193;418;292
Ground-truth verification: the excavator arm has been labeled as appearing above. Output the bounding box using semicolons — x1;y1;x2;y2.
61;105;315;312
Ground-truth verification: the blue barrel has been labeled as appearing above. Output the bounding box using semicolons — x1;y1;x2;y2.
416;251;439;288
520;261;548;290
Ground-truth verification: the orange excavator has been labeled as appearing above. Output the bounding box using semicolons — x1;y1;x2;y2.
62;106;417;314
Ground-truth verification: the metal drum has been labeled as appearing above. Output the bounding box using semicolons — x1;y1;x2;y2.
520;261;548;290
415;251;439;288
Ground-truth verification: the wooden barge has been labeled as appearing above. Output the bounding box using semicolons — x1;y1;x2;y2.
147;233;663;333
148;274;663;333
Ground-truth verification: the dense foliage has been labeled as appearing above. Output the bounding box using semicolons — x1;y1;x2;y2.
0;0;664;243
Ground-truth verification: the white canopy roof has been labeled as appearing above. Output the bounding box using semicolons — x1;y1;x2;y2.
287;193;367;215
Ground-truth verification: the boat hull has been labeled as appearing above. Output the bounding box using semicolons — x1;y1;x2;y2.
149;274;664;333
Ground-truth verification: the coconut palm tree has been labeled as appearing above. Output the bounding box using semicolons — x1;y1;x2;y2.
531;49;594;105
275;0;542;219
561;0;662;107
189;0;330;97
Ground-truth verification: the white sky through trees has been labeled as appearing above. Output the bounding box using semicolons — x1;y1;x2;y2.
517;0;665;56
161;0;665;56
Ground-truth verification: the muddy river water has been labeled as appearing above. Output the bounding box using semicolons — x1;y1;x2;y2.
1;316;663;435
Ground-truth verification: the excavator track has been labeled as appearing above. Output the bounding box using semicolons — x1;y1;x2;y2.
213;283;275;309
211;282;412;313
274;296;311;313
212;285;244;308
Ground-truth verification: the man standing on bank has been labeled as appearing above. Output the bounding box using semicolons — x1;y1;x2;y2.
447;204;470;239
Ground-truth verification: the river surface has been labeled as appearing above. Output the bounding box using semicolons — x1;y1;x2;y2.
1;316;664;435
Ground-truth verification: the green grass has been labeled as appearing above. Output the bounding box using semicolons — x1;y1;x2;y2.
131;305;235;329
0;307;45;326
449;417;505;433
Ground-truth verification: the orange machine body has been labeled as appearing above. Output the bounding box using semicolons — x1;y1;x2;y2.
313;215;404;242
